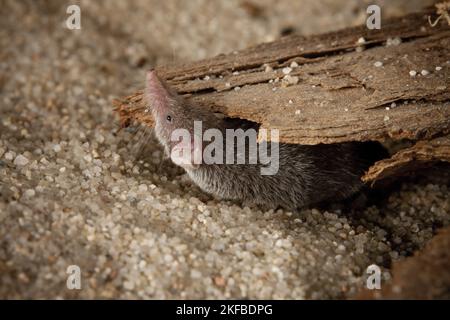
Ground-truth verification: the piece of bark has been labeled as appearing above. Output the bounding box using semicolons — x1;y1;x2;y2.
356;226;450;299
113;7;450;183
114;7;449;145
363;135;450;183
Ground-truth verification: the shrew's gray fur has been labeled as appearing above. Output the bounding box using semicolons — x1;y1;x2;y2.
146;70;388;210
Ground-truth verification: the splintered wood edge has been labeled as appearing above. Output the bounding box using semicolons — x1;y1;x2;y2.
113;92;154;128
362;135;450;183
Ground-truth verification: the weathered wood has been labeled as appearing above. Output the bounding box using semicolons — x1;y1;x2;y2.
113;7;450;182
363;135;450;183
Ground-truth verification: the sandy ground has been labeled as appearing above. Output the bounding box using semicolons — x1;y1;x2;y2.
0;0;448;299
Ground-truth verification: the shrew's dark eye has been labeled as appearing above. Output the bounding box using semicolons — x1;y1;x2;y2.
166;115;172;122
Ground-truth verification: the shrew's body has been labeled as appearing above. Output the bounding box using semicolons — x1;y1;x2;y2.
145;70;388;210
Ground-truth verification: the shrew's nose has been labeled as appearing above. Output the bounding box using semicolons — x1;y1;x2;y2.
145;69;169;112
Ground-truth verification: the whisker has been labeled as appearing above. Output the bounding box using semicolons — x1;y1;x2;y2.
126;124;153;160
157;149;170;173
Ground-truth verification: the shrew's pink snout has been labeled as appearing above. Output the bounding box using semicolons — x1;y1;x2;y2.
146;69;169;112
